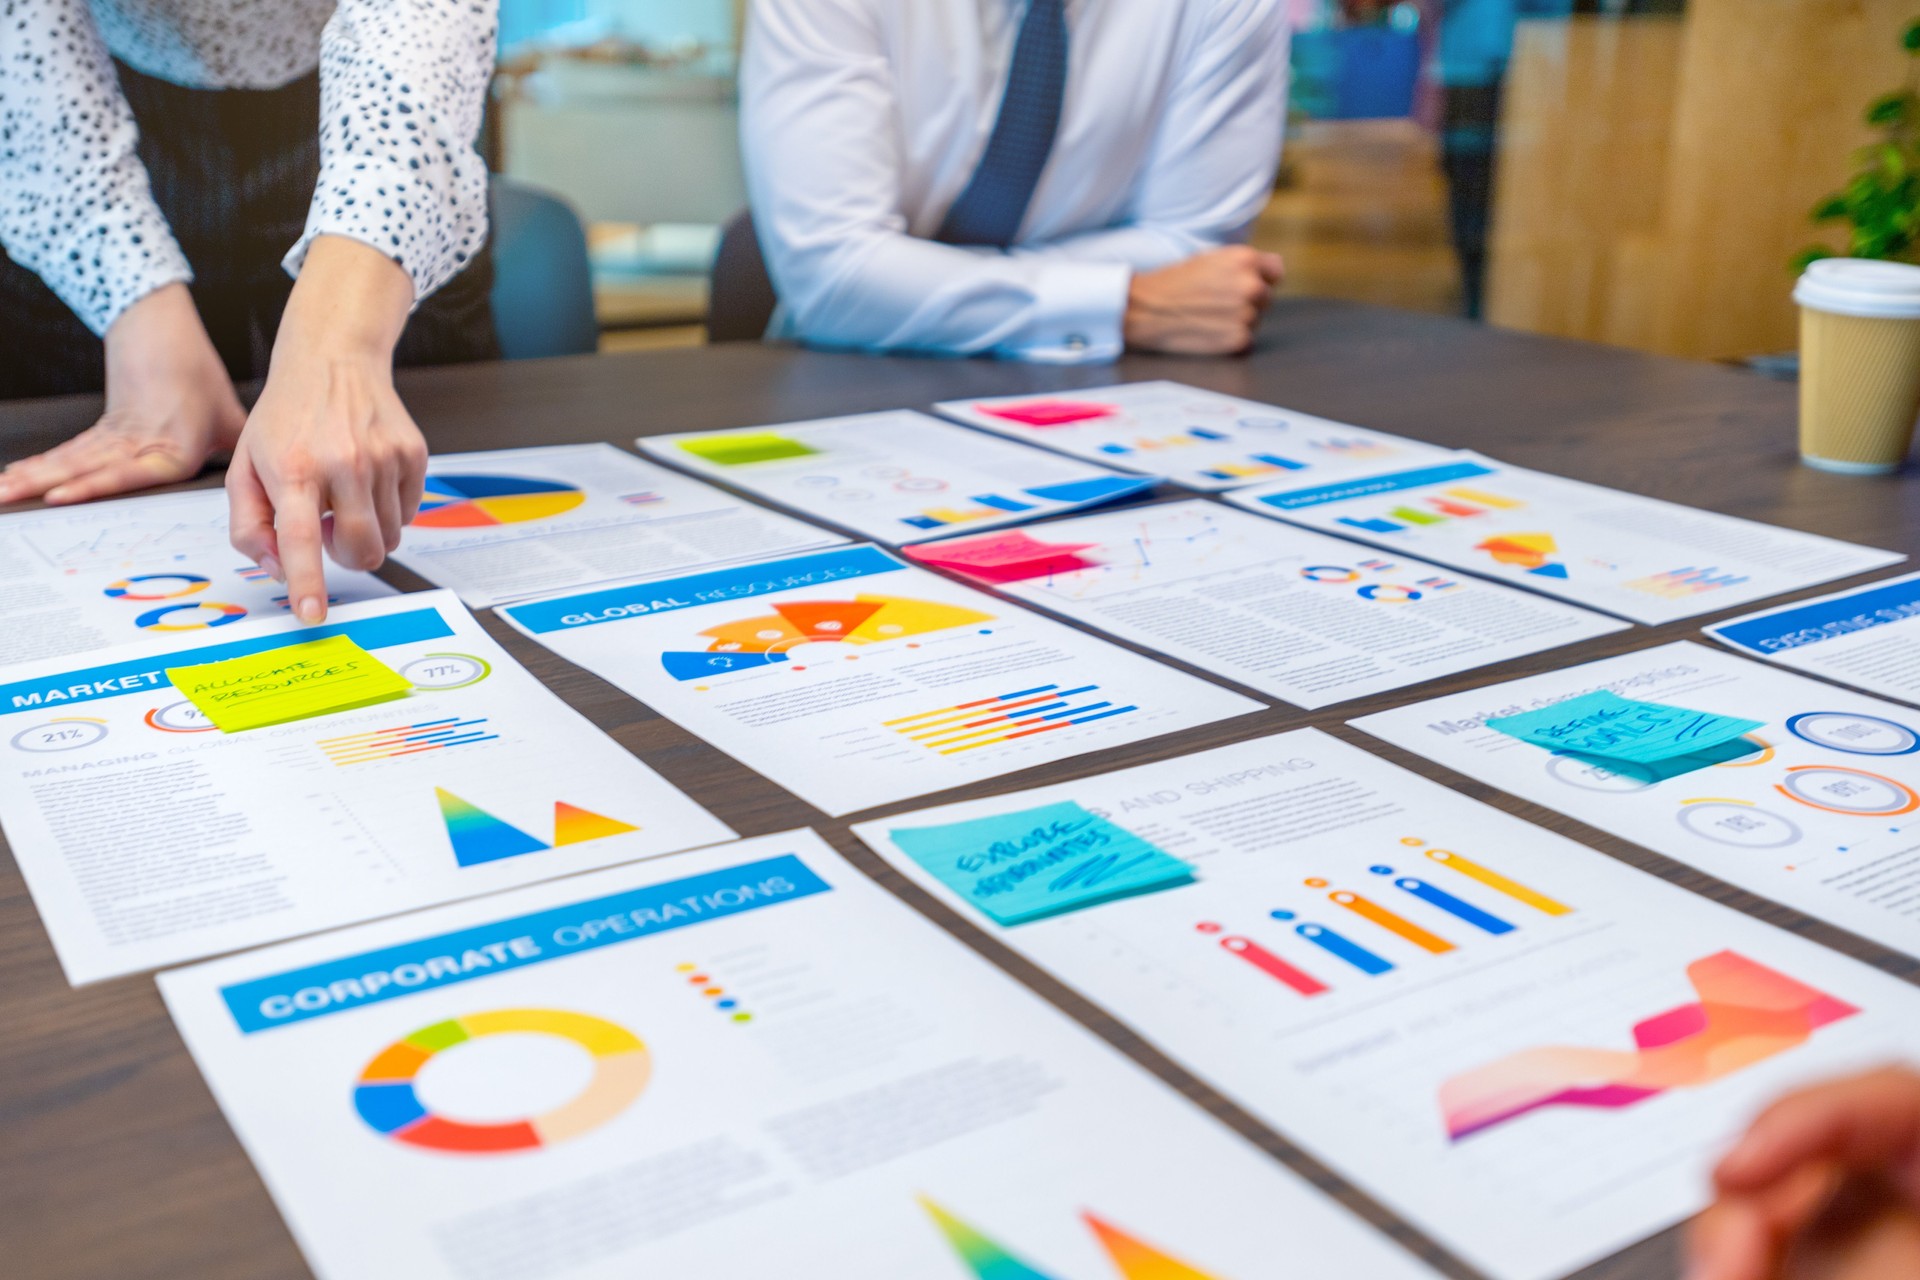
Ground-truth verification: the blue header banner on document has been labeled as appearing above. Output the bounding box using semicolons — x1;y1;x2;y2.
502;546;906;635
1712;574;1920;655
219;855;832;1034
0;608;454;713
1251;459;1494;510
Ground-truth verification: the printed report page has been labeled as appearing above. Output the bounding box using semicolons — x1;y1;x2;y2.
1227;452;1904;624
932;380;1456;491
906;499;1628;709
639;409;1154;546
1706;570;1920;706
497;546;1262;816
158;830;1437;1280
391;443;847;606
1353;640;1920;959
0;591;734;983
0;487;393;665
853;730;1920;1280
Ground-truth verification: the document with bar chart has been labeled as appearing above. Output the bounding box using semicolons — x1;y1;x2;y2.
390;444;846;607
905;500;1627;709
497;546;1261;815
852;730;1920;1280
0;487;394;666
1354;640;1920;960
0;591;732;983
158;829;1436;1280
1227;452;1903;624
931;380;1454;492
638;410;1155;545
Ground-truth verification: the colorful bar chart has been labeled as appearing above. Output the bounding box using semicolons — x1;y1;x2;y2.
1423;847;1573;916
317;717;498;766
1288;919;1395;975
1219;934;1329;996
1328;890;1456;954
1388;876;1514;935
886;685;1138;755
1624;566;1754;599
901;494;1039;530
1332;484;1529;537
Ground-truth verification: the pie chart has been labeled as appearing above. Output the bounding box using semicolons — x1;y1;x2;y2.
416;475;586;528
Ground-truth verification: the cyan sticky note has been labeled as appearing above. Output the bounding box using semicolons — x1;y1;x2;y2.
890;801;1193;925
1487;691;1763;764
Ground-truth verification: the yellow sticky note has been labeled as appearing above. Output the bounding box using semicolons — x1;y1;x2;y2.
166;635;412;733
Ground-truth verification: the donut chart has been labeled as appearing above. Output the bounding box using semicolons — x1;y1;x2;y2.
354;1009;649;1154
1357;584;1422;603
416;475;586;528
104;573;209;601
136;601;247;631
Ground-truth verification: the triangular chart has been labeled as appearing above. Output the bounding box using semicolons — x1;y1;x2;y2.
438;788;549;866
918;1197;1059;1280
437;791;641;865
1082;1213;1222;1280
553;801;639;846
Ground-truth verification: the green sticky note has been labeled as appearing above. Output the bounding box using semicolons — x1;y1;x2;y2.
1487;691;1763;764
679;432;820;466
166;635;413;733
890;801;1193;926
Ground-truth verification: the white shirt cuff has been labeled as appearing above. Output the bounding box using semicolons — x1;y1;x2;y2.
1003;260;1130;364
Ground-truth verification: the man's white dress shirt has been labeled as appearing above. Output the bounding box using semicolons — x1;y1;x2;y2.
742;0;1289;363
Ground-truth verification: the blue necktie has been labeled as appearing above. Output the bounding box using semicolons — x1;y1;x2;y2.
937;0;1069;248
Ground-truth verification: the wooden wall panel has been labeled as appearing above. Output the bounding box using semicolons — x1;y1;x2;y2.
1649;0;1914;358
1485;18;1684;345
1488;1;1914;360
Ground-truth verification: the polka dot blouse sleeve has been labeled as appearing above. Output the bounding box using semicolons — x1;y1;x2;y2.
0;0;194;337
283;0;497;307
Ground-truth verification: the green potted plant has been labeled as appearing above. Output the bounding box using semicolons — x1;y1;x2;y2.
1795;17;1920;269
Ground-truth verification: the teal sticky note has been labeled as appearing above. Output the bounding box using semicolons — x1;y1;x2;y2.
890;801;1193;925
1487;691;1764;764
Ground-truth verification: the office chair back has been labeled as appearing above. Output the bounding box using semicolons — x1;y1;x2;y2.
489;177;600;359
707;209;779;343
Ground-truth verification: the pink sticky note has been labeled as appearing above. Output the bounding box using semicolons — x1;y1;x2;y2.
907;531;1103;583
979;399;1119;428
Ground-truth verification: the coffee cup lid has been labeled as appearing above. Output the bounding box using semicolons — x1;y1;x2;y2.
1795;257;1920;318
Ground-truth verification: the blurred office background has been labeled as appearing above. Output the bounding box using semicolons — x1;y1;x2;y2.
488;0;1911;363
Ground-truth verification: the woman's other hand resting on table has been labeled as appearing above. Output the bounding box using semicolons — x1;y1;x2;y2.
0;283;245;506
0;236;426;627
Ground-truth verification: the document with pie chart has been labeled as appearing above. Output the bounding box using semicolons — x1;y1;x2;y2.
156;829;1436;1280
0;487;395;666
390;444;846;607
638;409;1155;545
1353;640;1920;960
497;545;1262;815
905;500;1626;708
0;590;733;984
852;731;1920;1280
932;379;1455;491
1226;452;1903;624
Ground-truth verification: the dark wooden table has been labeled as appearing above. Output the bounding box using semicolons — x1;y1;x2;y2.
4;299;1916;1280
